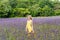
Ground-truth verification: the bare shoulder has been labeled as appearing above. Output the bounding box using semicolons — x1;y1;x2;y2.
27;20;32;23
30;20;32;22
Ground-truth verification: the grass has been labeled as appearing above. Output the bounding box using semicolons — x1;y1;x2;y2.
0;23;60;40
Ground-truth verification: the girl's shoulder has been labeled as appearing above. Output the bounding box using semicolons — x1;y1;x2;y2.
29;20;32;22
27;20;32;22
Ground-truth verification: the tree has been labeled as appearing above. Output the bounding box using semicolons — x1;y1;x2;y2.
10;8;30;17
38;5;54;16
0;0;11;18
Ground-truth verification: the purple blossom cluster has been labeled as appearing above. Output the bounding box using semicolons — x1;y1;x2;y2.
0;17;60;40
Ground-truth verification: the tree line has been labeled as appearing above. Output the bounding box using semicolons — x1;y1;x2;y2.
0;0;60;18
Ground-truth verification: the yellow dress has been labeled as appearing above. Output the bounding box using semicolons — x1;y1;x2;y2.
26;20;34;33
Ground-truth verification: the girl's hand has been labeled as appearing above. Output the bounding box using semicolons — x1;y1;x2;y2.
33;30;34;33
25;27;27;32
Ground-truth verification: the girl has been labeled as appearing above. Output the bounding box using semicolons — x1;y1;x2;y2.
26;15;34;34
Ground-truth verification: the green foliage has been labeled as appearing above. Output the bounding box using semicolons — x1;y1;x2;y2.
0;0;60;18
11;8;30;17
38;5;55;16
0;0;11;18
54;9;60;15
29;4;40;16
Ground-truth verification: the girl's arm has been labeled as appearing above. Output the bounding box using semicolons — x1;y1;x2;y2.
26;26;27;32
31;20;33;28
31;20;34;33
26;22;28;32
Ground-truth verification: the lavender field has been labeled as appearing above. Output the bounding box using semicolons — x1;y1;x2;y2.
0;16;60;40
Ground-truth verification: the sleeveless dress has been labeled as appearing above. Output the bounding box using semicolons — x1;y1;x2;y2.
26;20;34;33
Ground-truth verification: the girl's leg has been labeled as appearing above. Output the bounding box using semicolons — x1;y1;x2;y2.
27;32;31;37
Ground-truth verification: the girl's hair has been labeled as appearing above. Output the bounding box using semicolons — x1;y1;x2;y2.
27;15;32;20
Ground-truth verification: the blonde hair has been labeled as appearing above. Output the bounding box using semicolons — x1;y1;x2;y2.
27;15;32;20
